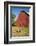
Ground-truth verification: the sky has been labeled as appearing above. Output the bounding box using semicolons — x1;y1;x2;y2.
10;6;30;16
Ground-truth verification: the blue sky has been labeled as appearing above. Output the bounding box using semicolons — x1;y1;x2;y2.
10;6;30;16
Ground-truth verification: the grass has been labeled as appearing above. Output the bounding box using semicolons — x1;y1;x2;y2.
12;26;29;37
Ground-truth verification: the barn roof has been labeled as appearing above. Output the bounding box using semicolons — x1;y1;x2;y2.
20;10;29;16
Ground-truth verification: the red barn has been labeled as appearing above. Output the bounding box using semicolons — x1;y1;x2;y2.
16;11;29;27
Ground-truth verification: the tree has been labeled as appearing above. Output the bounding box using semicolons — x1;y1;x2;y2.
11;13;16;26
